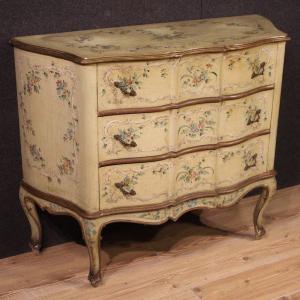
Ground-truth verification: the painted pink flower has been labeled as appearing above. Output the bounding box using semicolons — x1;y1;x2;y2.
198;122;204;129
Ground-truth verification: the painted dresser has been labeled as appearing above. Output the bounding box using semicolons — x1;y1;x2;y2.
11;15;289;287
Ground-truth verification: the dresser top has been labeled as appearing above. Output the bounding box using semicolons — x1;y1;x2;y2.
11;14;288;65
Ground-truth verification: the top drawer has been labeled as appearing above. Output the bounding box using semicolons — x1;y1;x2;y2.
97;59;177;111
222;44;277;95
97;44;277;114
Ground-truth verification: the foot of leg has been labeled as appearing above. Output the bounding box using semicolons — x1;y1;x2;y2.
88;270;102;287
81;219;103;287
20;188;42;254
29;239;42;254
253;181;276;240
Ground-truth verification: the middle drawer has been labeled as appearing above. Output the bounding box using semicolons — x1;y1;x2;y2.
98;89;273;163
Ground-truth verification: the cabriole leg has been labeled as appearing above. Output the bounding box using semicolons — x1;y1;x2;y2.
81;219;103;287
253;182;276;240
19;190;42;254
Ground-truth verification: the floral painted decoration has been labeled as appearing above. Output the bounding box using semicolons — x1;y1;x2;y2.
23;63;72;106
23;70;42;95
84;221;97;239
113;64;152;97
180;64;217;88
100;115;169;156
222;151;234;162
178;111;215;138
154;117;169;132
227;50;274;82
176;159;214;184
139;211;162;220
228;57;241;70
20;61;78;184
57;157;75;176
56;79;71;102
29;144;46;168
152;164;169;176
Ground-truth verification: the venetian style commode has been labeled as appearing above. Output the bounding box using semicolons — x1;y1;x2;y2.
11;15;289;286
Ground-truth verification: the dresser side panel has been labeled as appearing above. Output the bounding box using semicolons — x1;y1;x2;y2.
267;42;286;170
75;62;99;212
15;49;99;212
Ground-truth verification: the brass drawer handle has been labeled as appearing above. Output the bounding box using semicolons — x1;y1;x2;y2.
247;109;261;126
244;153;257;171
115;182;136;196
251;61;266;79
114;81;137;96
114;134;137;147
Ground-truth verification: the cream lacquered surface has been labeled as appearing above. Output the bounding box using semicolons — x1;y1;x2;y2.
13;15;287;286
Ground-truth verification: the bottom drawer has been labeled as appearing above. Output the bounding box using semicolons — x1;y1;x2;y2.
99;135;269;210
100;160;172;209
216;134;269;188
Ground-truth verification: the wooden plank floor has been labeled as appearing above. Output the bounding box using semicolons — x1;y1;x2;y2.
1;185;300;299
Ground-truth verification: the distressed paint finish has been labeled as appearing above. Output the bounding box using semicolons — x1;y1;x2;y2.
13;15;287;287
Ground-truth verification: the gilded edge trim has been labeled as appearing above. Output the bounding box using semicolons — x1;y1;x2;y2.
21;170;276;219
99;129;270;167
98;85;275;117
10;36;290;65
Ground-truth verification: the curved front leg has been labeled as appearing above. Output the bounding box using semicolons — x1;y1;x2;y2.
81;219;104;287
19;189;42;254
253;180;276;240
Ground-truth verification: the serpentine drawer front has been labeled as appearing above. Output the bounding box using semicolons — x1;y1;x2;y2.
98;89;273;162
11;15;289;287
99;135;269;210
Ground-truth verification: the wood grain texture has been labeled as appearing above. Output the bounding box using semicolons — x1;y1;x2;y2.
1;184;300;299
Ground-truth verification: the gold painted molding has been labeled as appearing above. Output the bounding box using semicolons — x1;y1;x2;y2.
10;15;289;65
10;37;290;65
